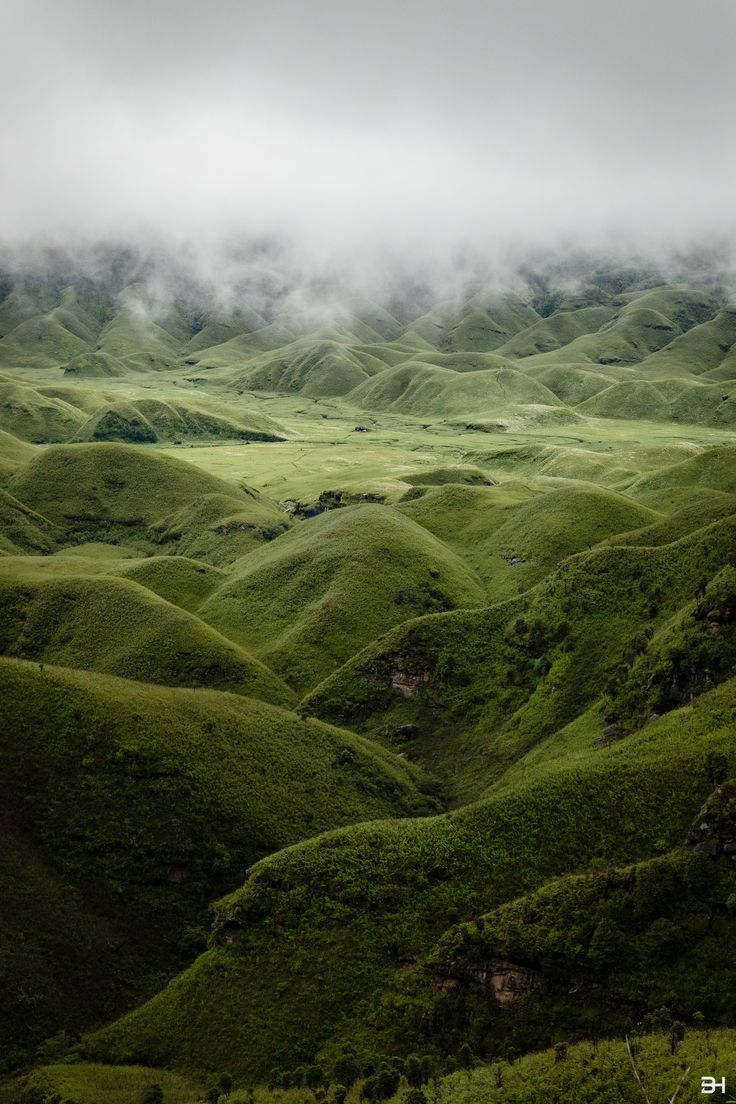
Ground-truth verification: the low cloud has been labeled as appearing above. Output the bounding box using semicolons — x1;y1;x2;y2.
1;0;734;286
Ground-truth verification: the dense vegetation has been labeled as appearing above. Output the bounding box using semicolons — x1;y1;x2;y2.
2;255;736;1102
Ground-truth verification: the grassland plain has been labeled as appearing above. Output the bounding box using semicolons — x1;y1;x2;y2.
2;260;736;1101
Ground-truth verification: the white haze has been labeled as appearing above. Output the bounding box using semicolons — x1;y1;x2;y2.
1;0;735;280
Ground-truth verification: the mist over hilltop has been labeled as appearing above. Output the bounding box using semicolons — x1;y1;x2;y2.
2;0;735;282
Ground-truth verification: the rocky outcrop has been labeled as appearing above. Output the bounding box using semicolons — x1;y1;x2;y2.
390;667;431;697
432;958;541;1009
685;781;736;858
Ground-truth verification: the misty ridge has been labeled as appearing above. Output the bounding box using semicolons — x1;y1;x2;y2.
2;0;735;286
1;237;735;342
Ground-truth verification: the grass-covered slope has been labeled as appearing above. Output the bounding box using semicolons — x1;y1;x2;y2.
150;489;291;565
519;286;716;367
3;259;736;1092
84;678;736;1079
200;503;486;693
348;362;561;417
227;339;380;397
73;397;286;445
114;555;226;612
398;482;658;598
0;657;428;1065
0;561;293;704
5;1063;203;1104
7;442;240;524
396;1028;736;1104
304;510;736;797
411;846;736;1057
0;489;61;555
0;427;37;479
6;442;290;561
0;377;87;441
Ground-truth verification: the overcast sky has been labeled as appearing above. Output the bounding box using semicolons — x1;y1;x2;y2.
2;0;734;270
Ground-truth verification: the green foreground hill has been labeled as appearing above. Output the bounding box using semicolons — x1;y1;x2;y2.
0;657;429;1068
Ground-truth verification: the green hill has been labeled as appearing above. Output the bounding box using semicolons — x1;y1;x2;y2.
0;427;37;479
406;291;539;352
348;362;562;416
496;304;618;357
0;657;427;1066
398;483;658;598
150;490;291;566
72;397;286;445
624;445;736;506
304;510;736;797
0;561;293;704
229;340;379;397
199;503;486;693
62;350;131;378
115;556;226;612
83;677;736;1080
639;304;736;378
0;489;61;555
3;259;736;1095
520;286;717;367
0;378;87;441
6;442;278;547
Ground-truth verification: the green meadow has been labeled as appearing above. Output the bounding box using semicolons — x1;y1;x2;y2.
2;262;736;1102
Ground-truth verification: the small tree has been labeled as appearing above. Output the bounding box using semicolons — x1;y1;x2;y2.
554;1042;568;1063
420;1055;433;1086
292;1067;306;1088
361;1076;377;1102
588;917;627;970
375;1067;399;1100
706;750;729;788
333;1085;347;1104
457;1043;473;1070
670;1020;686;1055
139;1088;164;1104
333;1053;359;1089
305;1065;324;1090
405;1055;423;1088
219;1074;233;1097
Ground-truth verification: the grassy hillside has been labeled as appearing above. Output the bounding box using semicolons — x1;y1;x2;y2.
0;657;428;1066
398;482;658;597
0;490;61;555
115;555;226;612
200;503;486;693
6;442;291;561
83;678;736;1079
0;377;87;441
304;509;736;797
72;397;286;445
3;260;736;1096
348;362;562;417
0;427;37;478
0;560;294;704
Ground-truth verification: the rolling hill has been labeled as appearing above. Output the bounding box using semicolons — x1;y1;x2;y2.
2;255;736;1099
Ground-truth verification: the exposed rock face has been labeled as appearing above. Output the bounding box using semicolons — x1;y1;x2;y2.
685;781;736;858
432;958;541;1009
390;667;431;697
594;723;622;748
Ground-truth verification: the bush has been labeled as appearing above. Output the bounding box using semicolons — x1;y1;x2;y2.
139;1086;164;1104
